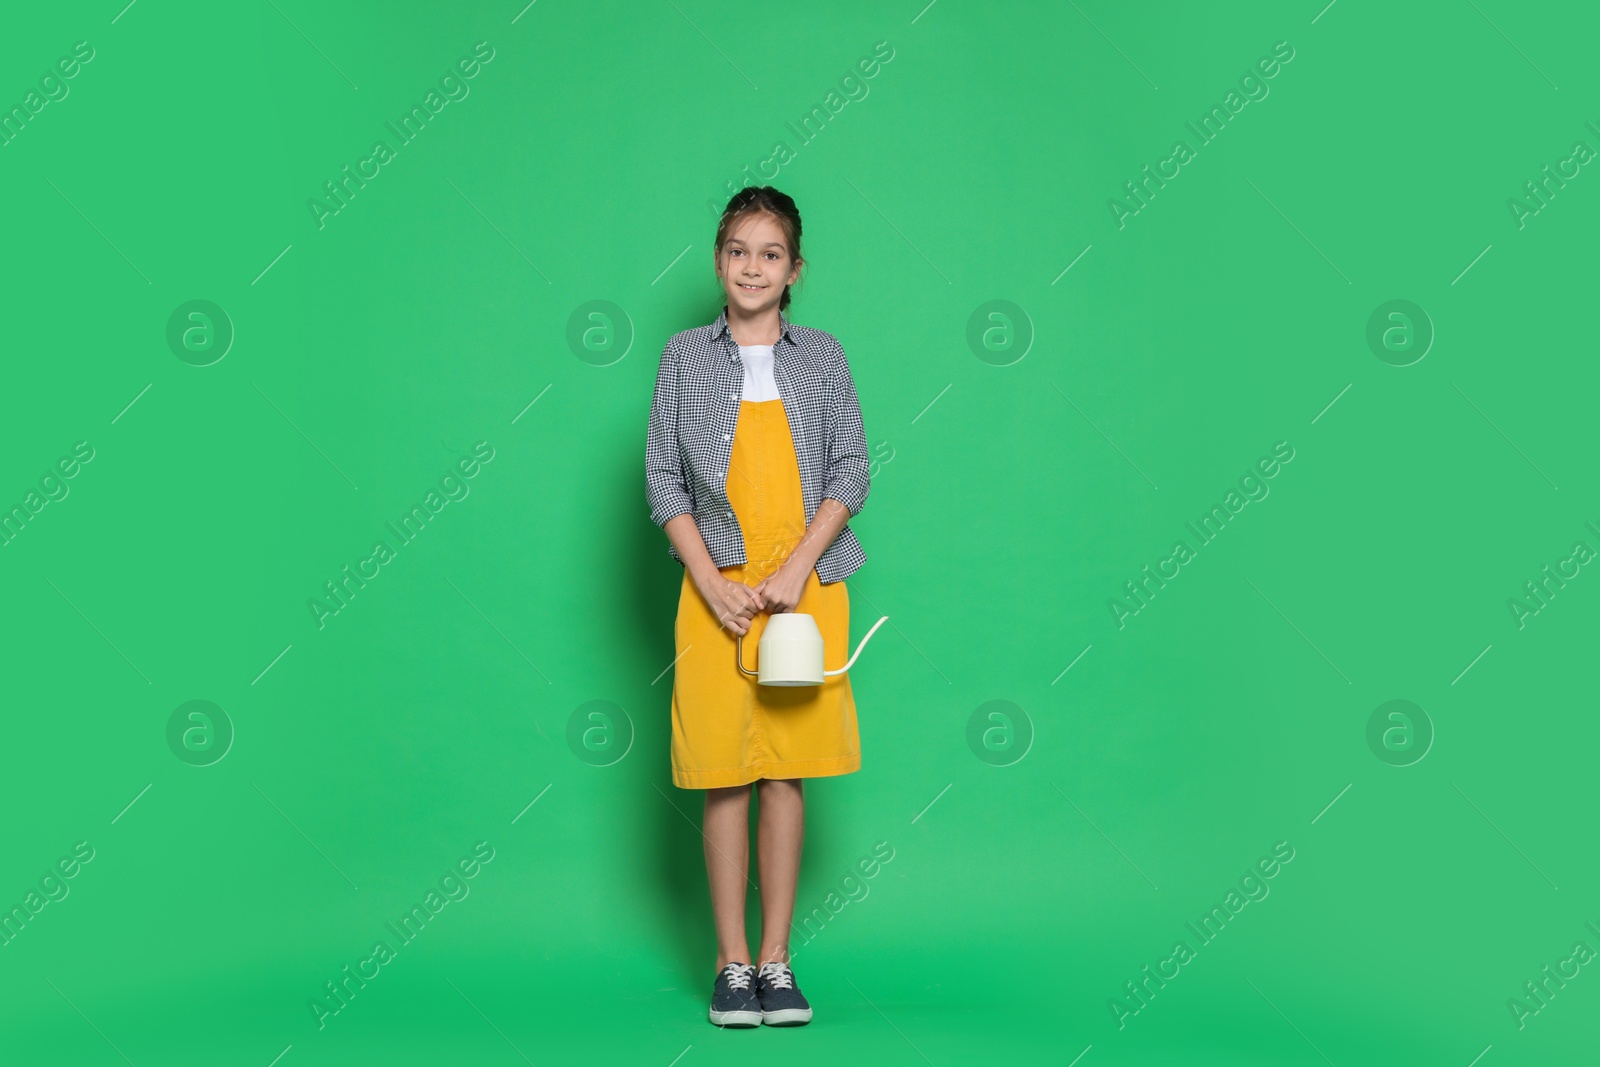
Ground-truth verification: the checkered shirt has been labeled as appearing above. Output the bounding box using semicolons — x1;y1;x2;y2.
646;305;869;584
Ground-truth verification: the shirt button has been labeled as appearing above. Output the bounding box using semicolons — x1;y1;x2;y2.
726;511;733;519
722;433;730;441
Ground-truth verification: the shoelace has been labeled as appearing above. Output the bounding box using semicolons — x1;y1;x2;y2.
722;963;755;990
758;962;794;990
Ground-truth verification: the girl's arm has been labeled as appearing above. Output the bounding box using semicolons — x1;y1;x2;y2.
778;499;851;578
648;338;765;631
645;339;694;528
760;339;869;608
821;337;870;519
784;337;870;572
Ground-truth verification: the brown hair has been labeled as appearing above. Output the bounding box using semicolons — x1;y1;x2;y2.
714;186;803;312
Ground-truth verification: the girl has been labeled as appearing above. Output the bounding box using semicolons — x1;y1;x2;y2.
645;186;871;1028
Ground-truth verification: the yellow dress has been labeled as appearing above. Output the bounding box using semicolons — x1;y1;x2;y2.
671;398;862;789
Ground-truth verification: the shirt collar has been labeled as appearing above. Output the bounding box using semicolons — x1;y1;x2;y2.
711;303;795;347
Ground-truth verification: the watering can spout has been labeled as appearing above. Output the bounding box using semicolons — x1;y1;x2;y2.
825;614;891;676
736;614;891;686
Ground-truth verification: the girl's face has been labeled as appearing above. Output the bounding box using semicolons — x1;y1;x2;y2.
715;212;800;315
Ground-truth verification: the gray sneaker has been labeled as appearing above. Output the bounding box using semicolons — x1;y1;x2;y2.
755;961;813;1026
708;962;761;1027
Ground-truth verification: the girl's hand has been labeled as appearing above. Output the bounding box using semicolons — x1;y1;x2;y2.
754;560;808;615
699;574;766;635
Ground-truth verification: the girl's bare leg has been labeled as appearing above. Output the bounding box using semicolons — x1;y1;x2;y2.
754;777;804;966
704;784;754;970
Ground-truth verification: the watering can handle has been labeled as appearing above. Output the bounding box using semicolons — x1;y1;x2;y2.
824;615;891;677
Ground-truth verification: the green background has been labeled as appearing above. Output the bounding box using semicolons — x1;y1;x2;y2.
2;1;1595;1063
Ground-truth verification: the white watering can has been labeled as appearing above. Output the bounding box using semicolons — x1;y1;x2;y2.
737;613;890;686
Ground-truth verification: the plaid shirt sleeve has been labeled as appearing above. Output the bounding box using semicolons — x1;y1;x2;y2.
822;337;870;517
645;339;694;528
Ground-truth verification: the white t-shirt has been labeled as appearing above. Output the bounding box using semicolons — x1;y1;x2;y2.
737;344;781;401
